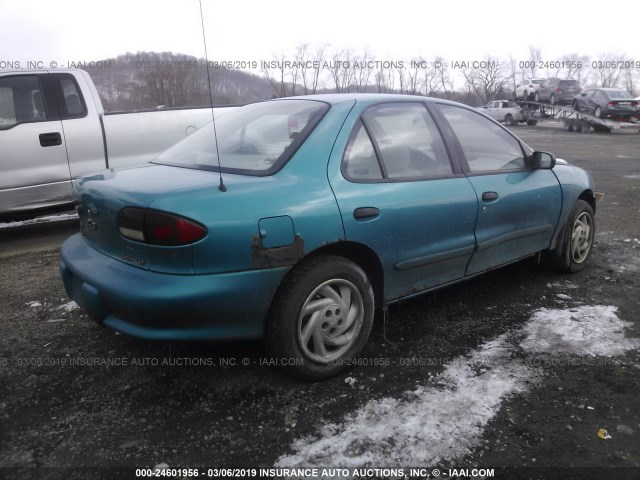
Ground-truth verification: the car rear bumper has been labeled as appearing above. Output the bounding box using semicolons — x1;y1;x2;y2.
60;233;288;341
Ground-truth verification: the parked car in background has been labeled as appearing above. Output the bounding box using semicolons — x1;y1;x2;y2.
479;100;529;125
60;94;599;380
573;88;638;119
515;79;544;101
536;78;581;105
0;69;235;220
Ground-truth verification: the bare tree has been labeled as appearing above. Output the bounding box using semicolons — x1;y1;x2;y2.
593;53;625;88
527;46;542;78
262;53;289;98
353;49;373;93
461;56;510;104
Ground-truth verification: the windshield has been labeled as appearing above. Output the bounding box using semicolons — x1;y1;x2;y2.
153;99;329;175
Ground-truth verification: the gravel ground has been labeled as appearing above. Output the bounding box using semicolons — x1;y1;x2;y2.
0;124;638;480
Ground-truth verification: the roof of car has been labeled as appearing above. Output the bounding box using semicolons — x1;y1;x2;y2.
274;93;462;107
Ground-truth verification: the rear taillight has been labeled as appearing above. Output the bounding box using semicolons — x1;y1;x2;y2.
632;101;638;107
117;208;207;246
609;101;618;107
556;87;561;92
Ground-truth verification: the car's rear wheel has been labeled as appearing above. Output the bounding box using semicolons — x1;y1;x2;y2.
550;94;556;105
534;92;539;102
594;106;602;118
264;255;374;380
573;100;579;111
546;200;595;273
505;114;515;126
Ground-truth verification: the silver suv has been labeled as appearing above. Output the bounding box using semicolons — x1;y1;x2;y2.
536;78;581;105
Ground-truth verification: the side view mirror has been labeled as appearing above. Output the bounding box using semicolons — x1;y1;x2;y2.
531;151;556;169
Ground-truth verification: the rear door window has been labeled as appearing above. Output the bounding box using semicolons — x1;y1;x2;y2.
50;73;87;119
358;102;453;180
0;75;47;129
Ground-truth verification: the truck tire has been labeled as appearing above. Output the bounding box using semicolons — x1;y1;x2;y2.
580;119;591;133
505;114;515;126
564;118;574;131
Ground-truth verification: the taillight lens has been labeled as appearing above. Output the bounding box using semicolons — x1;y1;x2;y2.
609;101;618;107
117;208;207;246
556;87;561;92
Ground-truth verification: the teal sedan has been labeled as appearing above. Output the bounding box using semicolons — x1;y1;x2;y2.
60;94;598;379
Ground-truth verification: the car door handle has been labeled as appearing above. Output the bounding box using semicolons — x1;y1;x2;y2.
353;207;380;220
39;132;62;147
482;191;499;202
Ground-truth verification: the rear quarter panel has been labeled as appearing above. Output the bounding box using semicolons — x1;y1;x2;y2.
147;99;357;276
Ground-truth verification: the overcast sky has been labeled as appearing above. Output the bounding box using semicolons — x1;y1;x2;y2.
1;0;639;70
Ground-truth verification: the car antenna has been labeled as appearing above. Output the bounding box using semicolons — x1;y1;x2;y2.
199;0;226;192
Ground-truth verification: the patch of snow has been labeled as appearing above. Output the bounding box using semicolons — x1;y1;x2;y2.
57;301;79;313
276;335;537;468
0;213;77;229
344;377;357;387
556;294;572;300
276;305;639;469
26;301;42;308
520;306;639;357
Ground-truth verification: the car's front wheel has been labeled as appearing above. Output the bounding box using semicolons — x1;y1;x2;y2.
505;114;515;126
264;255;375;380
534;92;540;102
547;200;595;273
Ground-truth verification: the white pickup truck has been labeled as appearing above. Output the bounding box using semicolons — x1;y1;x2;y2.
0;69;234;220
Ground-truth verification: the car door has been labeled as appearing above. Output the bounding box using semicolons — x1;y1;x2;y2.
489;101;502;120
328;102;478;302
0;74;70;215
48;72;105;180
591;91;606;114
434;103;562;275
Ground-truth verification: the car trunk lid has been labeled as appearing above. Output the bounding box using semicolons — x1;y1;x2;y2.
73;164;217;272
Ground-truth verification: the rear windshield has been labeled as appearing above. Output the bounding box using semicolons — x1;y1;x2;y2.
559;80;579;86
153;100;329;175
604;90;632;99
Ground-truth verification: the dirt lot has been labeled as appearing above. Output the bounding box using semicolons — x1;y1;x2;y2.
0;124;639;480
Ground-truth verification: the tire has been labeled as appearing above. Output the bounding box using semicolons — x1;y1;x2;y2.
580;119;591;133
534;92;539;102
264;255;375;380
546;200;595;273
573;119;582;132
594;106;602;118
573;100;579;111
564;118;574;131
527;119;538;126
505;114;515;126
550;94;556;105
523;90;528;101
